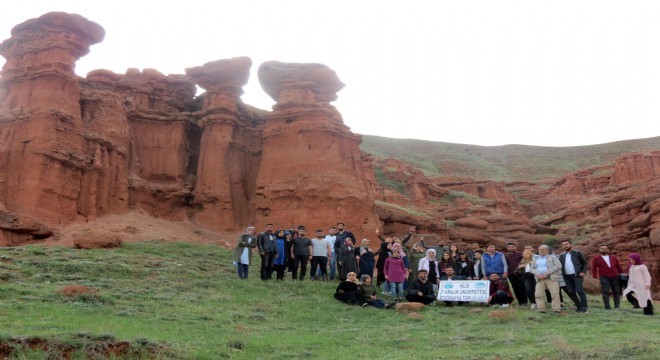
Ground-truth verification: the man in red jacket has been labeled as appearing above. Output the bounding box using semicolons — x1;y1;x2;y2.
591;245;624;309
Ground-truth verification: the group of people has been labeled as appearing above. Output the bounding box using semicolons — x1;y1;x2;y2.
233;224;654;316
232;222;370;282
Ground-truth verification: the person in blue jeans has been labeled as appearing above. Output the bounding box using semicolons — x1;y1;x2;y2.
232;226;257;279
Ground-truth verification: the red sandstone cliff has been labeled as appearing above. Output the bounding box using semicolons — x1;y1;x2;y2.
0;12;378;244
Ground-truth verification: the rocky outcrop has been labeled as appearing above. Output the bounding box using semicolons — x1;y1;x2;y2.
0;12;105;228
255;61;380;235
0;13;380;243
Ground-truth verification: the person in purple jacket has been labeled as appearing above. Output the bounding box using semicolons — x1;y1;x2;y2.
384;249;408;301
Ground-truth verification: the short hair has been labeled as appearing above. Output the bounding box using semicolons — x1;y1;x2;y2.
297;225;306;230
538;245;550;251
266;223;274;227
418;269;428;274
561;240;572;244
316;229;323;232
507;242;516;246
337;222;345;226
473;250;482;254
330;226;337;230
486;244;495;248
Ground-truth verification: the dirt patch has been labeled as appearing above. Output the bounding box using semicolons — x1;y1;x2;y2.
58;285;99;298
41;211;241;249
0;336;172;359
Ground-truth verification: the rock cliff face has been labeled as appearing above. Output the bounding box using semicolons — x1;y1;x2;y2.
0;12;378;243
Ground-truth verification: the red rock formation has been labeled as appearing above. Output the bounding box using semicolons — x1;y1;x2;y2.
254;61;380;236
0;12;104;229
0;13;382;243
186;57;263;230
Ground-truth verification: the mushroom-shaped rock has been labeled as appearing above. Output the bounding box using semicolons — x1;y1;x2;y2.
0;12;104;60
257;60;345;104
186;57;252;93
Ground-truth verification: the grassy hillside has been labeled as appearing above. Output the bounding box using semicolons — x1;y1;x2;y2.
1;241;658;359
360;135;660;182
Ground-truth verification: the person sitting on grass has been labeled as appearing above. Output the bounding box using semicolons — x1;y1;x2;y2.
334;272;361;305
487;273;514;308
405;269;436;305
359;275;395;309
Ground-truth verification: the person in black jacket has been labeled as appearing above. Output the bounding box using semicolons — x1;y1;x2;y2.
406;269;436;305
559;240;589;313
334;272;361;305
257;224;277;280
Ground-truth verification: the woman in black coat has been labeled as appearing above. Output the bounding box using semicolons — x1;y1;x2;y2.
334;272;361;305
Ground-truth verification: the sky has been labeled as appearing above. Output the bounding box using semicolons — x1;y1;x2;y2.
1;1;659;147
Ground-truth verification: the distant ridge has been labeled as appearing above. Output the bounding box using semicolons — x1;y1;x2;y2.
360;135;660;182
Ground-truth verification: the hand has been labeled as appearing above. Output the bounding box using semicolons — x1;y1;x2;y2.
578;272;585;277
417;291;423;296
503;272;508;278
646;284;651;289
338;290;344;294
375;229;380;235
420;236;425;241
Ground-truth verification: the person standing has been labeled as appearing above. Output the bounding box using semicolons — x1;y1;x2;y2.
623;253;654;315
408;243;426;283
517;249;537;309
505;243;527;307
384;249;407;301
310;229;332;280
257;223;277;280
466;243;481;263
290;227;313;280
531;245;563;314
472;251;484;280
335;222;355;251
272;229;289;280
454;252;474;278
591;244;624;310
324;226;338;280
357;238;376;279
420;236;448;255
338;237;359;281
232;226;257;279
558;240;589;313
481;244;508;279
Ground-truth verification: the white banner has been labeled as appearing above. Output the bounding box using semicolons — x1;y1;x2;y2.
437;280;490;302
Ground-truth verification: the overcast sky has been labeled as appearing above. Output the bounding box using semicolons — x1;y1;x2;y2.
2;1;659;147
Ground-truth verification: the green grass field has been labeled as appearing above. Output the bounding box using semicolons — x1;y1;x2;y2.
1;241;658;359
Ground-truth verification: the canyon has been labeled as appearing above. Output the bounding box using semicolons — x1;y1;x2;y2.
0;12;658;297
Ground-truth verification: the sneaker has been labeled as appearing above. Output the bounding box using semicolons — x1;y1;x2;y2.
491;304;500;308
530;304;537;310
581;308;589;314
501;304;510;308
384;302;396;309
361;303;368;307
